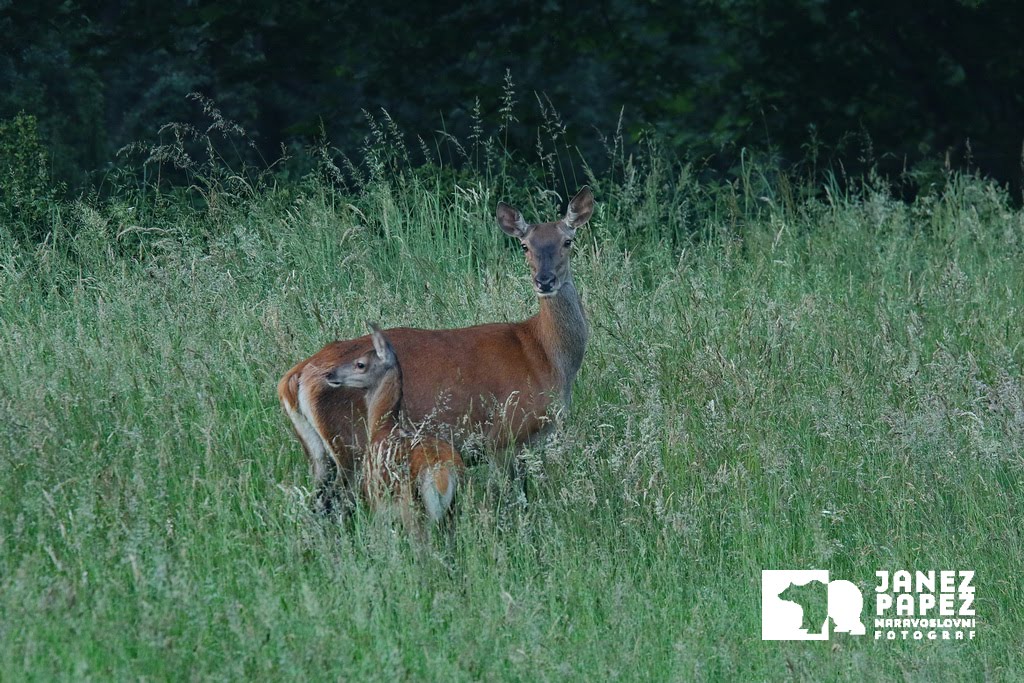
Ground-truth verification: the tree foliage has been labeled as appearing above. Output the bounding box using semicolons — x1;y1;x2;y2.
2;0;1022;190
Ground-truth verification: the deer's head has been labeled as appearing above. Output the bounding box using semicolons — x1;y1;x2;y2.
325;323;398;390
496;186;594;297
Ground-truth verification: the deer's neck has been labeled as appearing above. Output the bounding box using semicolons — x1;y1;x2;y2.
534;278;589;402
365;368;403;441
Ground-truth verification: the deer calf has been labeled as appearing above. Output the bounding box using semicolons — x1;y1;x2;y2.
324;323;465;527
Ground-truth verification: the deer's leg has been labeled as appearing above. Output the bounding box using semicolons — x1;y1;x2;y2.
399;485;424;543
491;405;555;502
282;405;338;511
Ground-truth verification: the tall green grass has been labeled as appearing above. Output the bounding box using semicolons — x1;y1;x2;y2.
1;158;1022;680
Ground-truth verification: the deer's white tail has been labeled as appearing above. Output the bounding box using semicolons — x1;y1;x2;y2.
418;464;458;523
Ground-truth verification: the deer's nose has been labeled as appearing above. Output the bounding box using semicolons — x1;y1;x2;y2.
534;273;556;292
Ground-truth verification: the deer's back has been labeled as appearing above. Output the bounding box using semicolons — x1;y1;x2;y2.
288;321;556;454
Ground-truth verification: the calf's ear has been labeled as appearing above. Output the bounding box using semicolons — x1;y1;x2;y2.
366;321;392;363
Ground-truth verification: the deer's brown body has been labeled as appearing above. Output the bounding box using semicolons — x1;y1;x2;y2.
278;188;593;504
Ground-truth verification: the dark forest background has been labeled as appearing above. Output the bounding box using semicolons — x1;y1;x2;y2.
2;0;1024;194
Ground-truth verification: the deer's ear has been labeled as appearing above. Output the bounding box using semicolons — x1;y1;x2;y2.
564;186;594;230
496;202;529;238
367;322;393;363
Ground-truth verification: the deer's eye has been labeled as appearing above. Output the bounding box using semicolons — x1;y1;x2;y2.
355;361;366;370
521;243;529;253
564;239;573;248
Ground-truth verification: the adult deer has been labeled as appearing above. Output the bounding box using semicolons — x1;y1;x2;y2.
278;187;593;509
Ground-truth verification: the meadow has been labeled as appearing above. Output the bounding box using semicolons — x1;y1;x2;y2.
1;150;1022;680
